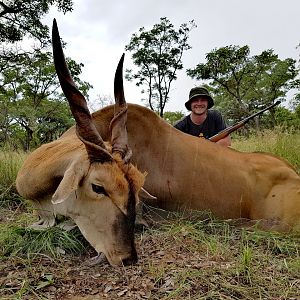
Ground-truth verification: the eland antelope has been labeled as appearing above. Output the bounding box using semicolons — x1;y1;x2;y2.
74;107;300;232
17;20;300;269
16;20;146;266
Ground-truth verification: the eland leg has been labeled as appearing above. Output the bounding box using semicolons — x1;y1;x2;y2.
29;199;57;230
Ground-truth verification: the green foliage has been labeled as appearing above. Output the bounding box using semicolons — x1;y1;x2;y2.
125;17;196;117
242;106;300;133
0;1;74;124
0;0;73;43
273;107;300;129
187;45;298;129
163;111;184;125
0;48;91;150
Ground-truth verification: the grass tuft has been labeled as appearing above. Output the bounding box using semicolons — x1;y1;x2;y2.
0;224;88;258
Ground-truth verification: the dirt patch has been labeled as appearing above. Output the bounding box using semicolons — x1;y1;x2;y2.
1;228;206;299
1;208;300;299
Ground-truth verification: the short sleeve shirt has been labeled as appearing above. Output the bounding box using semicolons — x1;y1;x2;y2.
174;110;227;139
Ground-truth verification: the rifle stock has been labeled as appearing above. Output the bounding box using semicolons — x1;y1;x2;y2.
208;101;281;143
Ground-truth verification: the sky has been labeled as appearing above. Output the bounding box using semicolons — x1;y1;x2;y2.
43;0;300;113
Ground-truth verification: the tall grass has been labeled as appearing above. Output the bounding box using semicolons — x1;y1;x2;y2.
0;150;25;187
0;132;300;299
0;150;26;207
232;130;300;172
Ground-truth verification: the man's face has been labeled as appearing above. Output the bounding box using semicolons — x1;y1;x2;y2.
190;97;208;115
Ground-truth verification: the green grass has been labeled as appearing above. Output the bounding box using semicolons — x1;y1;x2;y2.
138;213;300;299
0;131;300;299
0;150;25;187
232;130;300;172
0;150;26;207
0;224;88;258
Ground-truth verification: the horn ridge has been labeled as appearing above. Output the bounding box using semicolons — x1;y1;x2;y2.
110;54;132;162
52;19;111;162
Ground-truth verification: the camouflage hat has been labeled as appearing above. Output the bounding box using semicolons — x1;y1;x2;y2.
185;86;214;111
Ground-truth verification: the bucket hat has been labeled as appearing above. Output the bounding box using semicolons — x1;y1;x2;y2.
185;86;214;110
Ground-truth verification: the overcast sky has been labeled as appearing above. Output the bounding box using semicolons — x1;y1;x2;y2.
44;0;300;113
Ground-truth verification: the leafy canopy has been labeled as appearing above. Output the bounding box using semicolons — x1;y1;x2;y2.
0;48;91;150
125;17;196;117
187;45;298;128
0;0;73;43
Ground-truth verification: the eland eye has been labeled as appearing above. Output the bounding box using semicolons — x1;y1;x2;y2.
92;184;108;196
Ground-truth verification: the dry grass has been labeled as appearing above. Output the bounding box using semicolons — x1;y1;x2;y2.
0;210;299;299
0;131;299;299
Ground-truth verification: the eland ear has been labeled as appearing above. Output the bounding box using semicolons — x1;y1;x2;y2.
52;160;89;204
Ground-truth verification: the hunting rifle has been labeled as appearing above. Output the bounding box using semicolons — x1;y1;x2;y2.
209;101;281;143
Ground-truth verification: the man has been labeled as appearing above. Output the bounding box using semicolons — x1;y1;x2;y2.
174;86;231;147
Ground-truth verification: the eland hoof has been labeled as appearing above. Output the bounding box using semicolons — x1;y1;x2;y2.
28;217;56;230
86;253;108;266
57;219;77;231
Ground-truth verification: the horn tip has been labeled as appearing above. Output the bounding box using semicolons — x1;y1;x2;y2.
52;18;59;38
53;18;57;28
120;53;125;64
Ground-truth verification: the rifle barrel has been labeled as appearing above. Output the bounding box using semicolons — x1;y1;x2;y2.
241;100;281;124
208;101;281;143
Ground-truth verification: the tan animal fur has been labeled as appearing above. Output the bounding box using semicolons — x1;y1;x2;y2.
16;19;300;270
16;20;146;266
62;103;300;232
16;136;145;265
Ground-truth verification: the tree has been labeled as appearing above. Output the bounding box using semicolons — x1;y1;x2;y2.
0;0;73;43
257;106;300;132
0;0;74;77
125;17;196;117
187;46;297;129
0;48;91;150
163;111;184;125
89;94;114;112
